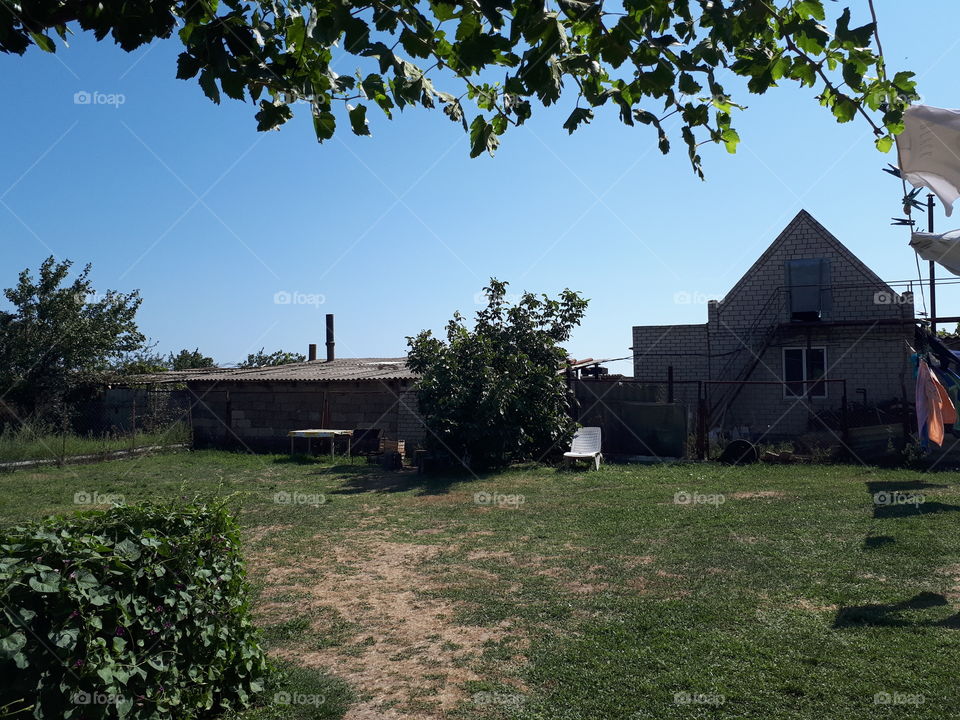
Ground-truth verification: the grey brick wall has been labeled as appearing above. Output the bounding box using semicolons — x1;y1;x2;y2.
631;211;915;437
189;379;425;453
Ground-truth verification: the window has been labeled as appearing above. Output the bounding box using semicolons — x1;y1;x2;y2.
783;347;827;398
785;259;832;321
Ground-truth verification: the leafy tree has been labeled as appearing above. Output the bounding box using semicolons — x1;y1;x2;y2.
111;345;170;376
169;347;216;370
238;348;307;367
0;257;144;417
407;279;587;469
1;1;916;173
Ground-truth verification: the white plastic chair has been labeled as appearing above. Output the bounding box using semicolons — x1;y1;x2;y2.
564;427;603;470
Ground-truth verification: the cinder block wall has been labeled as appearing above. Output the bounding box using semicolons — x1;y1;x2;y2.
721;325;912;437
189;380;427;453
631;212;916;438
632;323;707;412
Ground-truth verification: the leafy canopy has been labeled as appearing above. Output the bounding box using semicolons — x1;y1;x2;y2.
169;347;216;370
238;348;307;367
406;278;587;470
1;0;917;173
0;257;143;416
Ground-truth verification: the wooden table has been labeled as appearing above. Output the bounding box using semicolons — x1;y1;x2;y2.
287;429;353;458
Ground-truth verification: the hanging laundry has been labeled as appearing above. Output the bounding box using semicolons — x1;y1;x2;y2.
899;105;960;217
910;230;960;277
916;359;957;447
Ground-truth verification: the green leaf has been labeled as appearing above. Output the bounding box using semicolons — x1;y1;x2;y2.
469;115;499;158
794;0;825;21
678;73;702;96
175;53;201;80
875;135;894;153
29;32;56;53
255;101;293;131
53;628;79;650
313;110;336;142
832;94;857;123
721;128;740;154
563;107;593;134
198;69;221;105
834;8;875;49
115;538;141;561
431;1;459;21
0;631;26;653
28;572;59;593
348;104;371;136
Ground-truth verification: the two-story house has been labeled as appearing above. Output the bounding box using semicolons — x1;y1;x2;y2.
632;210;915;440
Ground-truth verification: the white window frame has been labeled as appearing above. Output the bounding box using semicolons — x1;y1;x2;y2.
782;347;828;399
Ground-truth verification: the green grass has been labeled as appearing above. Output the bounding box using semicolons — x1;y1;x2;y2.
1;451;959;719
0;422;191;463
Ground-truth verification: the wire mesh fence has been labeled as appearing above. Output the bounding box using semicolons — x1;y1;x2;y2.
0;389;192;465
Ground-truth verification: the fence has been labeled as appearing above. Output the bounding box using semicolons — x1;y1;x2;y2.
0;389;193;465
572;380;687;459
571;376;911;461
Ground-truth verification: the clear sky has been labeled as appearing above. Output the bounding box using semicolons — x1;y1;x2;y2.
2;0;959;376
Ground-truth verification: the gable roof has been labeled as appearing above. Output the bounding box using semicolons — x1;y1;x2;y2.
720;210;895;306
117;358;417;385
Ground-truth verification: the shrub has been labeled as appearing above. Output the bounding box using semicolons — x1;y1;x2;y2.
0;499;268;718
407;278;588;470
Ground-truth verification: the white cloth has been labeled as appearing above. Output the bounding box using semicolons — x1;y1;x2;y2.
900;105;960;217
910;230;960;276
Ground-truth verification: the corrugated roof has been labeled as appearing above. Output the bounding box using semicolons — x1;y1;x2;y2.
117;358;417;385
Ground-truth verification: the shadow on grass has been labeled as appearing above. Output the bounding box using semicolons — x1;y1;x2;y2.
865;479;950;494
834;592;960;629
272;454;366;466
863;535;896;549
873;501;960;519
325;468;464;496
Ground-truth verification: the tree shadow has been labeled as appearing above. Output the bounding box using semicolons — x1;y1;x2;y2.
865;479;960;518
863;535;896;549
864;479;950;494
325;467;461;496
834;592;959;629
873;501;960;519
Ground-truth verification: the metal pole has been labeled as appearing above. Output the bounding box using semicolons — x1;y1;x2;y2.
929;194;937;333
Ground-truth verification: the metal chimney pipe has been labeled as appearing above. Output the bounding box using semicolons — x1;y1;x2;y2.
308;343;317;361
325;314;335;362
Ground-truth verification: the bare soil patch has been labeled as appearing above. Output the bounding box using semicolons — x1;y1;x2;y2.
249;537;525;719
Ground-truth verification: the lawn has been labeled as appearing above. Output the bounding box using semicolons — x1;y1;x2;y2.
1;450;958;719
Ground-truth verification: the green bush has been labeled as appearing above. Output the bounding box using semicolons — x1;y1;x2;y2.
0;499;268;718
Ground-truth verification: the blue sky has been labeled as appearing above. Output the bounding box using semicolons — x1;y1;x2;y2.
2;0;960;376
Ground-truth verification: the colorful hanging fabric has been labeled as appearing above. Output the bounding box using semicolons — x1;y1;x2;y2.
916;359;957;447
